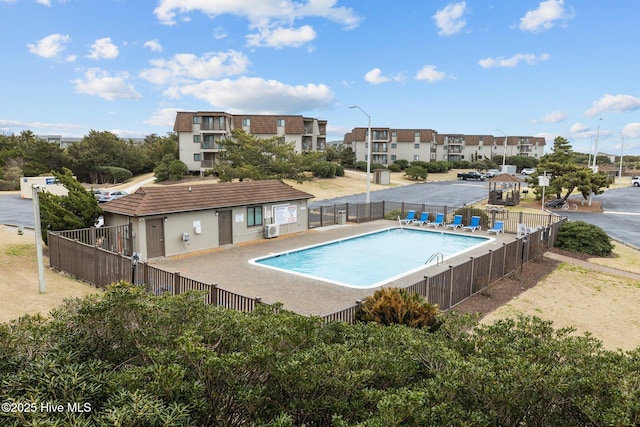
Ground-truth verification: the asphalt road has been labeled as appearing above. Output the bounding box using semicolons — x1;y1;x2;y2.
2;181;639;248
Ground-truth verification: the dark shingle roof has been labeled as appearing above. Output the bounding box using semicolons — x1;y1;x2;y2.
101;180;314;217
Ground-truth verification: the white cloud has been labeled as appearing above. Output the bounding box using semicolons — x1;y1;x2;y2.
585;94;640;117
144;107;181;127
246;25;316;48
164;76;334;113
73;68;141;101
143;39;163;52
622;123;640;138
154;0;360;28
88;37;119;60
433;1;467;36
536;111;567;123
415;65;447;82
213;27;228;39
27;33;70;59
519;0;574;33
570;122;589;134
479;53;550;68
364;68;403;85
139;50;249;85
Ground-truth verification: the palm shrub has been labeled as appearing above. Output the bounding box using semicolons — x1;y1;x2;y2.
555;220;613;256
355;287;441;329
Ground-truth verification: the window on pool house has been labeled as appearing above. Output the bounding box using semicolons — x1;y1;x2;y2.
247;206;263;227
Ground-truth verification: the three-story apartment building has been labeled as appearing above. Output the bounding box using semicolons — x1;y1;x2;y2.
174;112;327;174
343;128;545;165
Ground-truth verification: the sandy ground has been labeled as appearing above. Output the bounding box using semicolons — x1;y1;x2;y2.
2;170;640;352
0;225;101;323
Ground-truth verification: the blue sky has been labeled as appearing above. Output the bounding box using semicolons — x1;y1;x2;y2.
1;0;640;155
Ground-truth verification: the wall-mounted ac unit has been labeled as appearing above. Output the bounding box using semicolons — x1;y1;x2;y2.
264;224;280;239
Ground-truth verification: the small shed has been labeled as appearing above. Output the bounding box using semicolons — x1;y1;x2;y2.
101;180;314;260
373;169;391;185
487;174;523;206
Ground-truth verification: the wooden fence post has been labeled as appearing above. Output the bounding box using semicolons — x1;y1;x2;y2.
174;271;181;295
211;283;218;306
448;265;454;310
469;256;475;297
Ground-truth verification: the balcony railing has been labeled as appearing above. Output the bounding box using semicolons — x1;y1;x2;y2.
201;142;223;150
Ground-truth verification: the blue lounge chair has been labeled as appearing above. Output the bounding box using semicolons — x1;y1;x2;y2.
398;210;416;225
445;214;463;229
427;213;445;228
413;212;429;226
463;216;482;232
487;220;504;235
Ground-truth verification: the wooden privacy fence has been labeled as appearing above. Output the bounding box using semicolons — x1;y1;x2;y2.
47;231;257;312
321;219;566;323
309;201;563;231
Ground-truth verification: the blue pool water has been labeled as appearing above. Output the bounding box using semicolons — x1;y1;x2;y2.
250;227;492;288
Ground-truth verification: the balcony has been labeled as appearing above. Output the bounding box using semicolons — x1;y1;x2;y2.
201;141;223;150
372;143;388;153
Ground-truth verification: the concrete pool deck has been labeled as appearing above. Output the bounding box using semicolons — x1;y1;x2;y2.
149;220;518;317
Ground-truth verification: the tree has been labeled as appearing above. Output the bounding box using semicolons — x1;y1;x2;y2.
38;168;103;243
67;130;139;183
527;136;611;201
212;129;322;182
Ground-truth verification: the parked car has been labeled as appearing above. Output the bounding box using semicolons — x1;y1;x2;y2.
521;168;536;175
457;171;486;181
485;169;501;178
632;176;640;187
544;198;565;209
93;189;128;203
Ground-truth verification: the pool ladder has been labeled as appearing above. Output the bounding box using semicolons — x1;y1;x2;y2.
425;252;444;265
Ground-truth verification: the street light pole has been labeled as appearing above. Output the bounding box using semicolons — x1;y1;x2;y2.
350;105;372;204
495;128;508;169
618;132;625;184
592;118;602;170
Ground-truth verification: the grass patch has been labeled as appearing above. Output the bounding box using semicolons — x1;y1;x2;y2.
5;244;33;257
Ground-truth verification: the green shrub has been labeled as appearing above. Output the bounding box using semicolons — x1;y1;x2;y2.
355;287;441;329
388;163;402;172
335;164;344;176
311;161;338;178
168;160;188;181
404;166;427;180
555;221;613;256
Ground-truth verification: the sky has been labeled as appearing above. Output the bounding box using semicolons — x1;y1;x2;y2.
1;0;640;156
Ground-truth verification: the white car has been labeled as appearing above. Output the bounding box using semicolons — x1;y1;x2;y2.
485;169;501;178
521;168;536;175
632;176;640;187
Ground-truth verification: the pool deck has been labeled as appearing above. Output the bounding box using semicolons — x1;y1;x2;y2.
149;220;517;317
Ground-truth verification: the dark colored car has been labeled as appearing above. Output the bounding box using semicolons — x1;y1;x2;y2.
544;198;564;209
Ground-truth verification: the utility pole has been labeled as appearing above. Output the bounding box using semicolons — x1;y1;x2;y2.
32;185;46;293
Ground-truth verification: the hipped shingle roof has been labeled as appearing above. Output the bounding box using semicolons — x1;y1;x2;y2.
101;180;314;217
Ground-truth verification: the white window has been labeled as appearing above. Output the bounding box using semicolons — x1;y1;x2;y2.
242;118;250;126
414;155;420;161
192;116;201;124
194;153;201;161
193;135;201;143
391;143;397;149
277;118;285;127
414;143;420;149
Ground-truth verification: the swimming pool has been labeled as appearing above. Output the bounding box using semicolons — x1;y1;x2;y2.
250;227;493;288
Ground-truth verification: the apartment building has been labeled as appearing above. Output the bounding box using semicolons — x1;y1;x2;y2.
343;128;546;165
173;112;327;173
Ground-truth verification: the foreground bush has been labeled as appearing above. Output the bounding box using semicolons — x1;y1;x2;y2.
1;282;640;425
555;220;613;256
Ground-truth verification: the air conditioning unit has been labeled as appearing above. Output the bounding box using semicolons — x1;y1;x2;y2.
264;224;280;239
